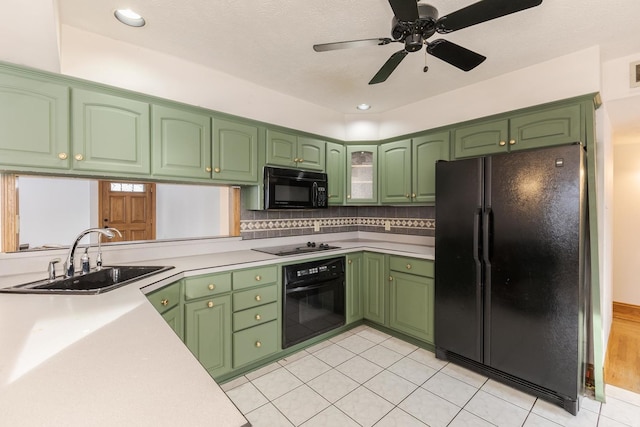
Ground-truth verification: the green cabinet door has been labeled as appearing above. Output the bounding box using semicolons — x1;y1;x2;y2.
151;104;211;179
509;103;582;151
346;145;378;204
326;142;345;204
212;118;259;183
453;119;509;159
363;252;385;324
71;88;150;175
185;295;232;378
162;305;184;341
266;129;297;168
0;73;70;169
346;253;364;324
379;140;412;204
388;271;434;343
297;136;325;171
412;131;450;203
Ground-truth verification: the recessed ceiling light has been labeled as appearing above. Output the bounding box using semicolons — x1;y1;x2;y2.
114;9;146;27
356;103;371;111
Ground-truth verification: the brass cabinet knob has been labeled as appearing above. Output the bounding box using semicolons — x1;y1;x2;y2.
58;152;68;160
74;153;84;161
406;264;412;270
348;259;352;265
255;275;261;281
411;193;416;198
205;166;212;172
160;298;169;306
207;301;214;308
405;194;410;198
214;167;221;173
298;158;304;163
255;295;261;302
509;139;516;145
255;314;261;321
347;195;351;199
255;341;262;348
294;158;299;163
389;276;393;281
499;141;506;146
208;284;215;290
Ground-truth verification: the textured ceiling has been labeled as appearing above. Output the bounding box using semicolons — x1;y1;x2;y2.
58;0;640;116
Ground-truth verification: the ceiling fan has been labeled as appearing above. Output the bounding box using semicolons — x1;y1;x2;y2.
313;0;543;84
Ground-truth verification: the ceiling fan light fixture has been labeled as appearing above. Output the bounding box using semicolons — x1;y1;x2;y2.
114;9;146;27
356;103;371;111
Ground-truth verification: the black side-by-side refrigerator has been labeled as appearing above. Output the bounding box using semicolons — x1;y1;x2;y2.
434;144;588;415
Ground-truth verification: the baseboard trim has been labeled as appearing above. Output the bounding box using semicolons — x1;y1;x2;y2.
613;302;640;323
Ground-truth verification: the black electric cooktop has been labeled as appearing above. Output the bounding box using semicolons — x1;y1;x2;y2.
253;241;340;256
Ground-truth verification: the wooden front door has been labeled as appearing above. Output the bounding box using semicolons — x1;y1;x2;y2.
99;181;155;242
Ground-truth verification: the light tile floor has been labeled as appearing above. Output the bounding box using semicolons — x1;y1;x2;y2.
222;325;640;427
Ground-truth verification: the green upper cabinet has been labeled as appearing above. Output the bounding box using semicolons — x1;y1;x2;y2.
346;145;378;205
454;119;509;159
151;104;211;179
454;102;583;159
0;73;70;170
379;132;450;204
71;88;150;175
326;142;345;204
212;118;259;183
412;131;450;203
379;140;412;204
266;129;325;171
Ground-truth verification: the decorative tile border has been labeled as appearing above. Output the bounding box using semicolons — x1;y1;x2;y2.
240;217;435;233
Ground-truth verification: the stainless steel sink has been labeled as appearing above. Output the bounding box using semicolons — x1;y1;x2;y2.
0;265;174;295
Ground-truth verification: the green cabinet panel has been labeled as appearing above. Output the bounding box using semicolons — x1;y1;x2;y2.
453;119;509;159
184;272;232;300
388;255;434;277
266;130;325;171
151;105;211;179
212;118;259;183
346;252;364;324
233;284;278;312
346;145;378;204
509;104;582;151
233;265;278;291
379;140;412;204
233;302;278;332
146;280;183;340
162;305;184;341
71;88;150;175
233;320;278;368
184;295;232;378
363;252;386;324
412;131;450;203
0;73;70;169
389;272;434;343
326;142;345;204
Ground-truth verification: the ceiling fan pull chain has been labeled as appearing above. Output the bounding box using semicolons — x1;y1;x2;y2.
423;48;429;73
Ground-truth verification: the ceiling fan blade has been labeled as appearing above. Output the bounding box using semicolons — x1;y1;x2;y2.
427;39;486;71
313;38;392;52
388;0;419;22
436;0;542;33
369;50;408;85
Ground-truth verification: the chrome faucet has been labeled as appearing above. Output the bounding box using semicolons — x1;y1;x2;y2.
64;228;122;277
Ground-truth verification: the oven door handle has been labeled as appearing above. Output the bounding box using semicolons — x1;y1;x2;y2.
285;282;339;293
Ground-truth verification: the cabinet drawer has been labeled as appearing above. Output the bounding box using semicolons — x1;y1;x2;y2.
233;284;278;311
389;256;434;277
184;272;232;300
147;281;181;313
233;320;278;368
233;302;278;332
233;265;278;291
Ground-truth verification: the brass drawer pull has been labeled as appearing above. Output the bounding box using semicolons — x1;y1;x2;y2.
255;314;261;321
74;153;84;161
214;167;221;173
205;166;212;172
255;295;261;302
208;284;215;290
207;301;214;308
509;139;516;145
160;298;169;306
389;276;393;281
498;141;506;146
255;275;262;281
406;264;412;270
58;152;68;160
255;341;262;348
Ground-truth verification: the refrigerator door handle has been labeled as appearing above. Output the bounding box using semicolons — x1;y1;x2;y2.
473;208;482;264
483;208;493;265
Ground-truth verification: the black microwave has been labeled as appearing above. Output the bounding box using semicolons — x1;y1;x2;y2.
264;166;328;209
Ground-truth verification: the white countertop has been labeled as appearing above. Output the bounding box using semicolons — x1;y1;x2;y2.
0;235;433;426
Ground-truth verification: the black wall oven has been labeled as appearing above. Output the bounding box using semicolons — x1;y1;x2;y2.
282;257;345;348
264;166;328;209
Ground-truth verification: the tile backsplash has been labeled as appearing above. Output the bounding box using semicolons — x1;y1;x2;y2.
240;206;435;240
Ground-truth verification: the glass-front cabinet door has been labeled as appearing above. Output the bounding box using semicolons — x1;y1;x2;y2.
346;145;377;205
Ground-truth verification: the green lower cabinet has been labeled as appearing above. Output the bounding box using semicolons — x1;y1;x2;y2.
146;280;184;340
233;320;279;368
184;295;232;378
162;305;184;340
346;253;364;324
362;252;386;325
388;271;434;343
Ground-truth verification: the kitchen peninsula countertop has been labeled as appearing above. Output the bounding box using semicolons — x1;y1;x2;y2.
0;235;433;426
